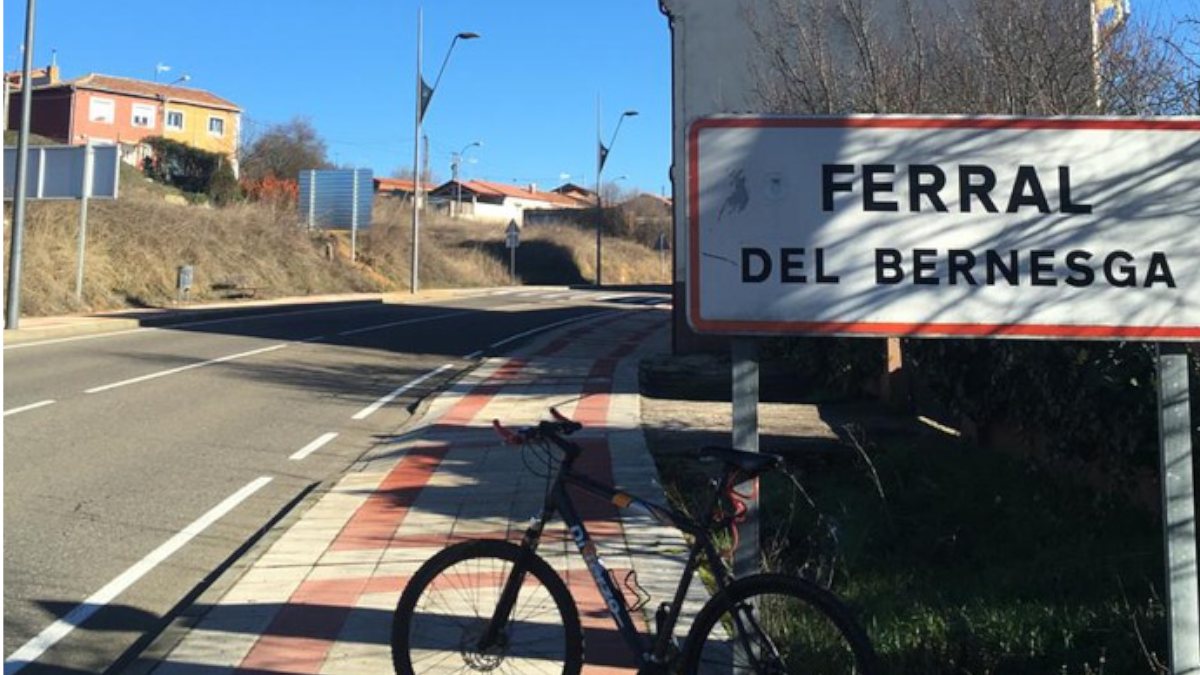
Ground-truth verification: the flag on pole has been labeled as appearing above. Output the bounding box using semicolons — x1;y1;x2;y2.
598;141;610;173
418;76;434;122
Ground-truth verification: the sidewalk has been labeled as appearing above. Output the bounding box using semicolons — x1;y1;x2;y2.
135;307;700;673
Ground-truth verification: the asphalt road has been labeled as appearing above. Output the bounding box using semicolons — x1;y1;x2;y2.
2;286;668;674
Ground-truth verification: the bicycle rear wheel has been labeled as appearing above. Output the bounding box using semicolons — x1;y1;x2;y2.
681;574;879;674
391;539;583;675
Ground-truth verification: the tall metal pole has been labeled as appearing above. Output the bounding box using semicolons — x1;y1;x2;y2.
452;153;460;218
6;0;37;329
411;7;423;294
74;141;94;300
595;96;603;287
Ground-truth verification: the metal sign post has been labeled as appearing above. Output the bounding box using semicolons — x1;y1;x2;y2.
1157;343;1200;671
656;231;669;279
350;170;359;263
731;338;760;578
74;142;94;300
505;219;520;284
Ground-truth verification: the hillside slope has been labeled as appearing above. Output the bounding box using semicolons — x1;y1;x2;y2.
2;168;668;317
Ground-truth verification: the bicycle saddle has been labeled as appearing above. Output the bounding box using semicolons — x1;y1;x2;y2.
697;446;781;479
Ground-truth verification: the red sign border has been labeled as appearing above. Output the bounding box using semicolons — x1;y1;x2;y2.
687;115;1200;340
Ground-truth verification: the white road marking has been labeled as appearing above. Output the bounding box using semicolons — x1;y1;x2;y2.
336;311;471;337
289;432;339;461
3;400;56;417
2;477;273;674
487;311;613;351
84;344;288;394
352;364;455;420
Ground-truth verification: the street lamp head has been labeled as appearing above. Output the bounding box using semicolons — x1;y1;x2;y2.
457;32;481;40
622;110;639;117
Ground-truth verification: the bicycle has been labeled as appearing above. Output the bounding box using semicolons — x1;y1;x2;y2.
390;408;879;674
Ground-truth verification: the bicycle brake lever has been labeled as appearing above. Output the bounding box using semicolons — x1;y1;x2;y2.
492;419;523;445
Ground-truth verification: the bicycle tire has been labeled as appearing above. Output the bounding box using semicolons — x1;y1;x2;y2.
680;573;879;674
391;539;584;675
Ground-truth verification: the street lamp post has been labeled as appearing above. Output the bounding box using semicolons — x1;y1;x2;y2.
6;0;38;330
452;140;481;218
412;9;478;293
595;108;637;287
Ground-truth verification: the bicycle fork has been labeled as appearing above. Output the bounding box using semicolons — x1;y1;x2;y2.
477;513;549;651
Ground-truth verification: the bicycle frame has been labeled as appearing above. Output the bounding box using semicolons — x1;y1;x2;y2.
481;435;738;668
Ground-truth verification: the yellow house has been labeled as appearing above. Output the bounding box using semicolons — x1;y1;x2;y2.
161;96;240;159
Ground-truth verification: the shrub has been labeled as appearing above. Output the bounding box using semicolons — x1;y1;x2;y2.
143;137;241;204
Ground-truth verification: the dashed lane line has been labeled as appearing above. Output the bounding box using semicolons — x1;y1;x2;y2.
289;432;340;461
3;400;56;417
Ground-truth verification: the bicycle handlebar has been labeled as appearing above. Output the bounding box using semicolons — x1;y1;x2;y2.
491;408;582;446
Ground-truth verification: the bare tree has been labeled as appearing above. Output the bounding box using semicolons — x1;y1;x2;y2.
746;0;1193;117
1117;15;1200;115
240;117;331;183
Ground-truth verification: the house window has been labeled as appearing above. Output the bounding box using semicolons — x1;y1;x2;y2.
165;110;184;131
207;116;225;136
89;97;115;124
131;103;155;128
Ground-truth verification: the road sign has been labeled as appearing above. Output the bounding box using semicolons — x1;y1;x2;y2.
505;220;520;249
3;144;120;200
505;220;520;283
688;115;1200;340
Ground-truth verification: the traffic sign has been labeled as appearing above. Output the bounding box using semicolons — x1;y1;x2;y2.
505;220;520;249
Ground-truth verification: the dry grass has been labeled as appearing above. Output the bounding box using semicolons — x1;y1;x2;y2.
3;177;668;318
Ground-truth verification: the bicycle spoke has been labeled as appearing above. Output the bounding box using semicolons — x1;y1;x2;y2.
397;546;574;673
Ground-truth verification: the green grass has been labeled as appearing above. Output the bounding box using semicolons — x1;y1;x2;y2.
652;435;1167;673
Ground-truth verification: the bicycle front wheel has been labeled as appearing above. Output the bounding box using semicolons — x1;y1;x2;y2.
681;574;879;674
391;539;583;675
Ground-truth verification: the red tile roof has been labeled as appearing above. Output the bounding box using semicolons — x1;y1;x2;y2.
374;177;418;193
65;74;240;111
455;180;586;208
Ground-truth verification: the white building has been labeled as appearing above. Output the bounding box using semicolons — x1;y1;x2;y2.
428;179;589;223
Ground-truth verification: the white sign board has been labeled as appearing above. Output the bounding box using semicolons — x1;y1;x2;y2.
3;144;120;200
689;115;1200;341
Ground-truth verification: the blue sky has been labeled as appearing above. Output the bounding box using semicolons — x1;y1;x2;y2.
3;1;673;195
5;1;1195;197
